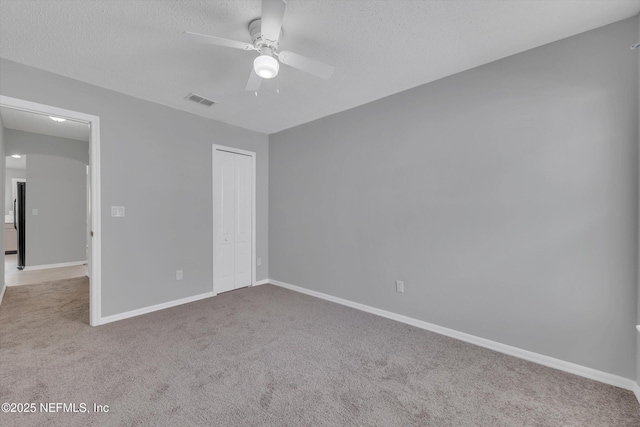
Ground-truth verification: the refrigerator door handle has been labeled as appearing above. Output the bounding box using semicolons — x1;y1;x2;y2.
13;199;17;230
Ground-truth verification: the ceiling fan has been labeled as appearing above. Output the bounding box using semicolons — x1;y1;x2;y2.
183;0;334;92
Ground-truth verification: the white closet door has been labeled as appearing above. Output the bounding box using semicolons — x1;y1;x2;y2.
234;154;252;287
213;148;253;294
214;150;237;294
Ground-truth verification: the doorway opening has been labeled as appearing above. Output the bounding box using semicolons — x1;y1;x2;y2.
0;96;101;326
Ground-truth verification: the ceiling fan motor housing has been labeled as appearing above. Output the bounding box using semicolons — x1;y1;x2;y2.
249;18;282;51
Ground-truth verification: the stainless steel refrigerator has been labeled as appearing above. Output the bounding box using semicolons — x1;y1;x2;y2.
14;181;25;270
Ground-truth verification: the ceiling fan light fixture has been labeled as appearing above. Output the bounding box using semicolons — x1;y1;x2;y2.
183;0;334;91
254;54;279;79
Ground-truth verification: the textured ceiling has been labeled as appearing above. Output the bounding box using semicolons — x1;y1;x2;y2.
0;106;91;142
0;0;639;134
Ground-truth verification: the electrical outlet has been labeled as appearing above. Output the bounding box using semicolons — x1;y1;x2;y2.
176;270;183;280
257;257;262;266
396;280;404;293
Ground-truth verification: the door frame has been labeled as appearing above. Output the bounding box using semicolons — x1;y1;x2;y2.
0;95;102;326
212;144;256;295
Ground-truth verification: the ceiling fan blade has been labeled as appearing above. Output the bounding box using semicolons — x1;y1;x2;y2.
183;31;255;51
245;68;263;91
277;50;334;79
261;0;286;43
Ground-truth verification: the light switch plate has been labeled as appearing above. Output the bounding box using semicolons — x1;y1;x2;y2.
31;209;38;215
111;206;125;217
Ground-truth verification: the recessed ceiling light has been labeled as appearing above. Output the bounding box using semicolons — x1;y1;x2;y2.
11;154;21;159
49;116;66;122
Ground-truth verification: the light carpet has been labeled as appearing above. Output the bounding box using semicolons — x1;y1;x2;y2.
1;278;639;426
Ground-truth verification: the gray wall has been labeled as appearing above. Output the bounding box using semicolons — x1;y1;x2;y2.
0;58;268;317
5;129;88;163
270;18;639;379
24;154;86;267
637;12;640;386
4;167;25;215
0;115;5;299
5;130;89;266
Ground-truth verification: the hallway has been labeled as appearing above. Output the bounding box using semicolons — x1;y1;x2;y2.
4;253;87;286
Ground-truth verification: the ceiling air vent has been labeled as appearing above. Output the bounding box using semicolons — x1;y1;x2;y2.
185;92;216;107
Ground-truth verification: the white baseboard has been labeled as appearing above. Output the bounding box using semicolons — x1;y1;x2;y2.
0;283;6;307
100;280;270;325
269;279;637;392
23;260;87;271
99;291;214;325
633;382;640;404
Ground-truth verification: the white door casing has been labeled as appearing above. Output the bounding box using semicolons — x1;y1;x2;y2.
212;145;255;295
0;95;102;326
